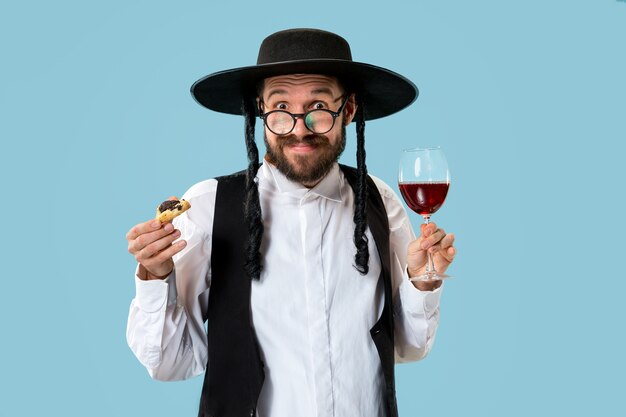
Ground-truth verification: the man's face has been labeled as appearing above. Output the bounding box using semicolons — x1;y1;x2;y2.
260;74;356;187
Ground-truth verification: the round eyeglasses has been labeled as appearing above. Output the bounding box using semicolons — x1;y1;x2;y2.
259;96;349;136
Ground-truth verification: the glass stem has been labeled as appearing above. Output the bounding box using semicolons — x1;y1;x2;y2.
424;216;436;274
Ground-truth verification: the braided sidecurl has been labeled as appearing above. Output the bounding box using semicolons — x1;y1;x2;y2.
353;99;369;275
242;97;263;280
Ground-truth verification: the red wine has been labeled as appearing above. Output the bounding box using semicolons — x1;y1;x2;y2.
399;182;450;216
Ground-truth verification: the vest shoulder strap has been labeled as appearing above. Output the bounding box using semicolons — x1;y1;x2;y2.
339;164;397;416
201;170;264;417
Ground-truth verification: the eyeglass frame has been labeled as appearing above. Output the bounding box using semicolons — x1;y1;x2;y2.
258;95;350;136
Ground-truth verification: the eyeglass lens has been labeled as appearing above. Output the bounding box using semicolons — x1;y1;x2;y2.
266;110;335;135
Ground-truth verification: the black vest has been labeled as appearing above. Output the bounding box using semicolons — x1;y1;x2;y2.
199;165;398;417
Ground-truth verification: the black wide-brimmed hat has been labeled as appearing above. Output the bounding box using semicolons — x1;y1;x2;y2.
191;28;418;121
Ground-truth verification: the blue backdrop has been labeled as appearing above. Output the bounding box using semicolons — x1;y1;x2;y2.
2;1;625;416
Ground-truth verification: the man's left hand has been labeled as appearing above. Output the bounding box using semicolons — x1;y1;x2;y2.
407;222;456;291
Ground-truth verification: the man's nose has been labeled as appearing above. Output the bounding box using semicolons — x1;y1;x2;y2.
292;114;309;136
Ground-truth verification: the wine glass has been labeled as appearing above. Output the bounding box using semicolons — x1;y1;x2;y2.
398;147;451;281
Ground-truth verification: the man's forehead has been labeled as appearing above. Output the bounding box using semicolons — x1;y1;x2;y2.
262;74;341;97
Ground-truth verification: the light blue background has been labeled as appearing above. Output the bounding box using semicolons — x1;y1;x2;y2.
1;0;625;416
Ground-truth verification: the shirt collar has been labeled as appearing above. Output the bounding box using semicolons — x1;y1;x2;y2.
260;161;343;203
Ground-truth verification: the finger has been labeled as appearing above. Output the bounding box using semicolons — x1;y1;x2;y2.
138;229;182;260
142;239;188;269
427;233;454;255
435;246;457;268
127;195;181;241
417;223;437;248
439;233;455;249
432;234;455;260
422;222;438;237
421;228;446;250
126;219;162;241
431;242;456;263
129;222;177;254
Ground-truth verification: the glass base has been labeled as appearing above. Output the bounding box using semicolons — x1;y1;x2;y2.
409;271;452;282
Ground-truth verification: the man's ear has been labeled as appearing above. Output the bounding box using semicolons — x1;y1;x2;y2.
343;93;358;125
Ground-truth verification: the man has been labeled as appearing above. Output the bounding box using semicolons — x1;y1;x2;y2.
126;29;456;417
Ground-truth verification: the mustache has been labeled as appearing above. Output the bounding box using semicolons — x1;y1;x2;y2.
278;134;330;148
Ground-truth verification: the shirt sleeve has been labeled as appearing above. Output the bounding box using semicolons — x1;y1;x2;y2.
126;179;217;381
370;176;444;363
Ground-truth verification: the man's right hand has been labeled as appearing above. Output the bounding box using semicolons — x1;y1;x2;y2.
126;212;187;280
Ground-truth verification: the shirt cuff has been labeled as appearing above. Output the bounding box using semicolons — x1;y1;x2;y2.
134;265;174;313
399;269;443;317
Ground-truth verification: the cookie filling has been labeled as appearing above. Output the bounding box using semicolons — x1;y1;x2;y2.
159;200;182;212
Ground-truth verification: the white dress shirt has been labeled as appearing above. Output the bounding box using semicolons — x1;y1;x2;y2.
127;162;443;417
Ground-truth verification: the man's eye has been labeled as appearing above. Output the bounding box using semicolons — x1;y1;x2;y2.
277;103;288;110
313;102;326;109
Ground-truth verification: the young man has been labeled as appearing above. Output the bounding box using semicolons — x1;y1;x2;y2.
126;29;456;417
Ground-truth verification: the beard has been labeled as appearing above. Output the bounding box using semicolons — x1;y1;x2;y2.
264;125;346;185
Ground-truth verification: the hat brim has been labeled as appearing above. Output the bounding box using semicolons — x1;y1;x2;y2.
190;59;418;121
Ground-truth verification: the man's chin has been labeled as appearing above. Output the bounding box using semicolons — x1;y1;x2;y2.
287;164;324;184
277;157;332;185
